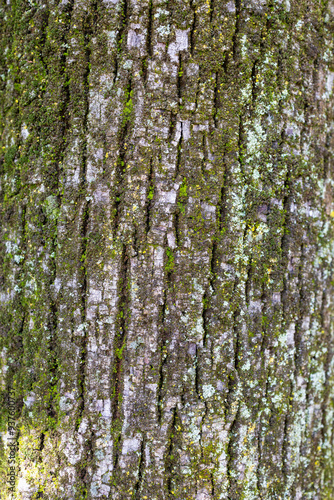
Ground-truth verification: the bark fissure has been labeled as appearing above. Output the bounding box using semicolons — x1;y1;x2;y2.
227;407;241;498
145;158;154;234
36;7;51;77
157;287;168;423
195;344;200;398
78;428;95;499
50;0;75;196
209;0;215;25
202;292;209;347
213;71;219;128
75;2;97;431
165;406;178;495
112;244;130;468
113;77;132;234
245;257;252;305
134;435;146;499
174;121;183;180
233;308;241;371
114;0;129;83
168;110;177;143
142;0;153;82
76;200;90;431
190;0;197;56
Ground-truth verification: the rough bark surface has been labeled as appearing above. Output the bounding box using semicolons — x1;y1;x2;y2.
1;0;334;498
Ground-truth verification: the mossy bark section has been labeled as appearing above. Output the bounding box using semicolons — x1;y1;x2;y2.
1;0;334;498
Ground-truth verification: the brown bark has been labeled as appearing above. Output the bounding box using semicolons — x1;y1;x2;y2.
1;0;334;498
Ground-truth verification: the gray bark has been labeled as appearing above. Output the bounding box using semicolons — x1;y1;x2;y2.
1;0;334;498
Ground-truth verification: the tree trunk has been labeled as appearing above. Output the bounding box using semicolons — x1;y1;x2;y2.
1;0;334;498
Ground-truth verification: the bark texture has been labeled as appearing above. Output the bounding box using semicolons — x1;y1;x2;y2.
1;0;334;498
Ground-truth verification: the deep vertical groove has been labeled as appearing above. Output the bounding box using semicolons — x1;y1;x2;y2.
174;174;187;246
210;170;227;294
213;71;219;128
47;301;59;422
113;77;132;234
133;225;139;256
199;400;208;459
50;0;75;196
251;59;258;105
114;0;129;82
75;0;98;435
142;0;153;82
281;165;291;323
209;0;215;24
256;421;263;496
223;50;229;74
146;0;153;57
76;201;90;432
134;436;146;499
218;171;228;231
190;0;197;56
165;406;178;495
294;244;304;375
113;245;130;422
227;407;240;498
168;111;177;143
210;472;215;497
202;292;208;347
195;344;200;397
245;257;252;305
201;133;208;178
36;7;51;77
174;210;180;246
36;2;74;435
112;244;130;469
145;158;154;234
157;287;168;423
79;428;95;498
233;307;240;370
238;115;245;176
209;241;218;293
174;122;183;179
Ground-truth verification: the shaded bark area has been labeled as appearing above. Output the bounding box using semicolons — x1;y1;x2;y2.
1;0;334;499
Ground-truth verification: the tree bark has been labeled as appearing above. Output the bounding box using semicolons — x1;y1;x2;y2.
1;0;334;498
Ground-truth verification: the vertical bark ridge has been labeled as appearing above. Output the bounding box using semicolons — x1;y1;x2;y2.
75;0;98;431
41;0;75;433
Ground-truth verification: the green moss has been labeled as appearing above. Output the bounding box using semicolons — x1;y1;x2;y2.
165;247;175;273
